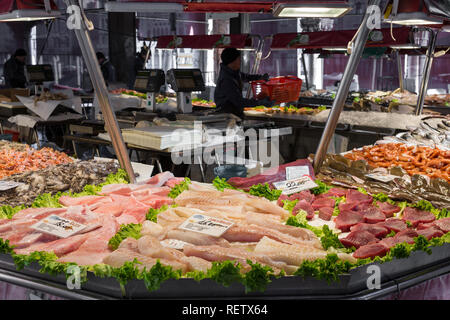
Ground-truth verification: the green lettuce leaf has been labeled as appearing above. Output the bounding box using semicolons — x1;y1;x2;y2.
248;183;282;201
310;180;331;195
108;223;142;250
140;260;182;292
146;205;169;223
168;177;191;199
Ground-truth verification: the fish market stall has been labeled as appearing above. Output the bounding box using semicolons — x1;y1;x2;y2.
0;167;448;300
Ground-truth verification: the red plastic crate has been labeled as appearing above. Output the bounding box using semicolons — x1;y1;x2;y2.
251;76;302;104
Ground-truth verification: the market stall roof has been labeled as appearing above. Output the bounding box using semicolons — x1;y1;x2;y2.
0;0;59;21
155;34;254;50
105;0;351;16
270;27;415;50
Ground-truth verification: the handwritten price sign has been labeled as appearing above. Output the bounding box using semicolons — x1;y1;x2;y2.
273;176;318;195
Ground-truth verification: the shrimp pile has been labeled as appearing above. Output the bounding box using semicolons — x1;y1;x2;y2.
344;143;450;181
0;147;73;180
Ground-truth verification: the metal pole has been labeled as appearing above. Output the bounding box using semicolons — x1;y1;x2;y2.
245;35;264;99
395;50;404;92
313;0;381;173
301;50;310;90
64;0;136;183
415;29;438;116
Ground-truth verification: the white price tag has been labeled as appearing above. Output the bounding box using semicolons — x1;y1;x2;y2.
365;173;397;183
30;215;87;238
273;176;318;195
0;180;25;191
161;239;189;250
178;214;234;238
286;166;310;180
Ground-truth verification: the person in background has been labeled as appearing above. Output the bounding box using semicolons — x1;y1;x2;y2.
3;49;27;88
214;47;273;118
96;52;116;86
129;47;150;89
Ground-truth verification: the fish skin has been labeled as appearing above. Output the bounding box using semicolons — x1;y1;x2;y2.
164;229;231;247
245;212;316;240
183;244;285;274
222;223;321;248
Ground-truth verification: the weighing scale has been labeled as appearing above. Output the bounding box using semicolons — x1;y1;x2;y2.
25;64;55;95
134;69;165;112
166;69;205;114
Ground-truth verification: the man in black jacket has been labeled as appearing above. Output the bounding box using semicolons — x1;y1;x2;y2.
214;48;273;117
96;52;116;86
3;49;27;88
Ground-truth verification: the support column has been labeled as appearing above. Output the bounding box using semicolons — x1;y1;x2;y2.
65;0;136;183
108;12;136;87
313;0;381;172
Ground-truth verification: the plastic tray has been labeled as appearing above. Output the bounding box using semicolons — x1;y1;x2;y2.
0;243;448;299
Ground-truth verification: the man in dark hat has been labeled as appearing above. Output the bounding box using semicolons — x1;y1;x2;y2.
214;47;273;117
96;52;116;86
129;47;150;89
3;49;28;88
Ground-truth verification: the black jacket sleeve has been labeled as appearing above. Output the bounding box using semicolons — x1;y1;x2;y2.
222;77;268;109
3;60;27;88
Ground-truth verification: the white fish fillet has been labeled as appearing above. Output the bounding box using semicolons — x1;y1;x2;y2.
180;256;212;273
165;229;231;247
137;235;185;261
254;237;325;266
223;223;321;248
183;245;286;274
103;248;188;273
141;220;165;238
118;237;139;252
245;212;316;240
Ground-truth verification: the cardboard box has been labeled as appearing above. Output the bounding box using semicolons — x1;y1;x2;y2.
0;88;30;102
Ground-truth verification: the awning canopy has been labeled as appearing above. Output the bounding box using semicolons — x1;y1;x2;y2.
108;0;350;14
155;34;254;49
270;27;414;50
0;0;58;13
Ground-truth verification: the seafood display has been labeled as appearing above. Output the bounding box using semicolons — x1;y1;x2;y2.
317;153;450;209
0;160;120;207
192;98;216;108
0;172;178;265
343;143;450;182
0;167;448;296
379;117;450;150
245;105;326;115
0;140;30;152
0;146;73;180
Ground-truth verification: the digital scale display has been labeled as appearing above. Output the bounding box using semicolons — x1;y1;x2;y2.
26;65;54;84
167;69;205;92
133;69;165;93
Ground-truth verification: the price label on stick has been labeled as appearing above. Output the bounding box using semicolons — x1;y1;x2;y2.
178;214;234;237
273;176;318;195
30;215;87;238
286;166;310;180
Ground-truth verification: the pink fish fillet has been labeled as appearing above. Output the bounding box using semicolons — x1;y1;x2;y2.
131;186;171;199
100;184;134;196
12;207;67;221
142;171;175;187
92;202;124;216
15;234;89;256
57;214;118;265
59;195;107;207
116;214;139;225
